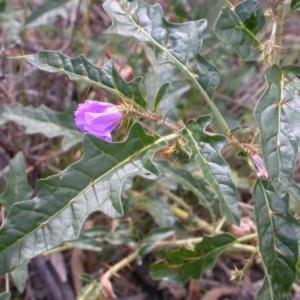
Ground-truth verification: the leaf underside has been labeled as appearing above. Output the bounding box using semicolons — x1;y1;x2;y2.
0;103;82;151
149;234;236;284
179;115;240;225
254;65;300;196
214;0;265;61
0;123;167;274
254;180;298;300
103;0;220;98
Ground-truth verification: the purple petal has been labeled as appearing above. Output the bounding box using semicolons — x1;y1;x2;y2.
74;100;123;141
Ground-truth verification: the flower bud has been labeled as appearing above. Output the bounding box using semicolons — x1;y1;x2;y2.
74;100;123;142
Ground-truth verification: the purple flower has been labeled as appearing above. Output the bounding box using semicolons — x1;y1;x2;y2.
74;100;123;142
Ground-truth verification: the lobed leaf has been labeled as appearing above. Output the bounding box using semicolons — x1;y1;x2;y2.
254;65;300;196
214;0;265;61
0;103;82;151
0;123;167;274
10;51;147;108
149;234;236;284
0;152;32;211
253;180;298;300
179;116;240;225
103;0;220;98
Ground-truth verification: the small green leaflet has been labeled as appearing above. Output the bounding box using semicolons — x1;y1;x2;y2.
153;82;170;112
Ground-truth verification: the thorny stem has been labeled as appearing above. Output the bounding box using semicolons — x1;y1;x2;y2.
271;0;291;65
103;248;141;280
271;15;282;65
102;233;257;280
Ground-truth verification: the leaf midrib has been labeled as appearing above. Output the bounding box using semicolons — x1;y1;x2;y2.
0;136;164;253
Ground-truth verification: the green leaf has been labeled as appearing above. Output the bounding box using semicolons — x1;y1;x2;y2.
179;116;240;225
149;234;236;284
254;65;300;196
0;292;11;300
67;235;103;252
0;152;32;211
137;197;175;228
144;227;174;242
253;180;298;300
80;226;108;238
157;161;216;218
11;263;28;293
140;227;175;256
103;0;220;98
25;0;73;28
291;0;300;10
153;82;170;112
0;103;82;151
214;0;265;61
257;277;273;300
79;273;95;283
10;51;147;109
0;122;167;274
